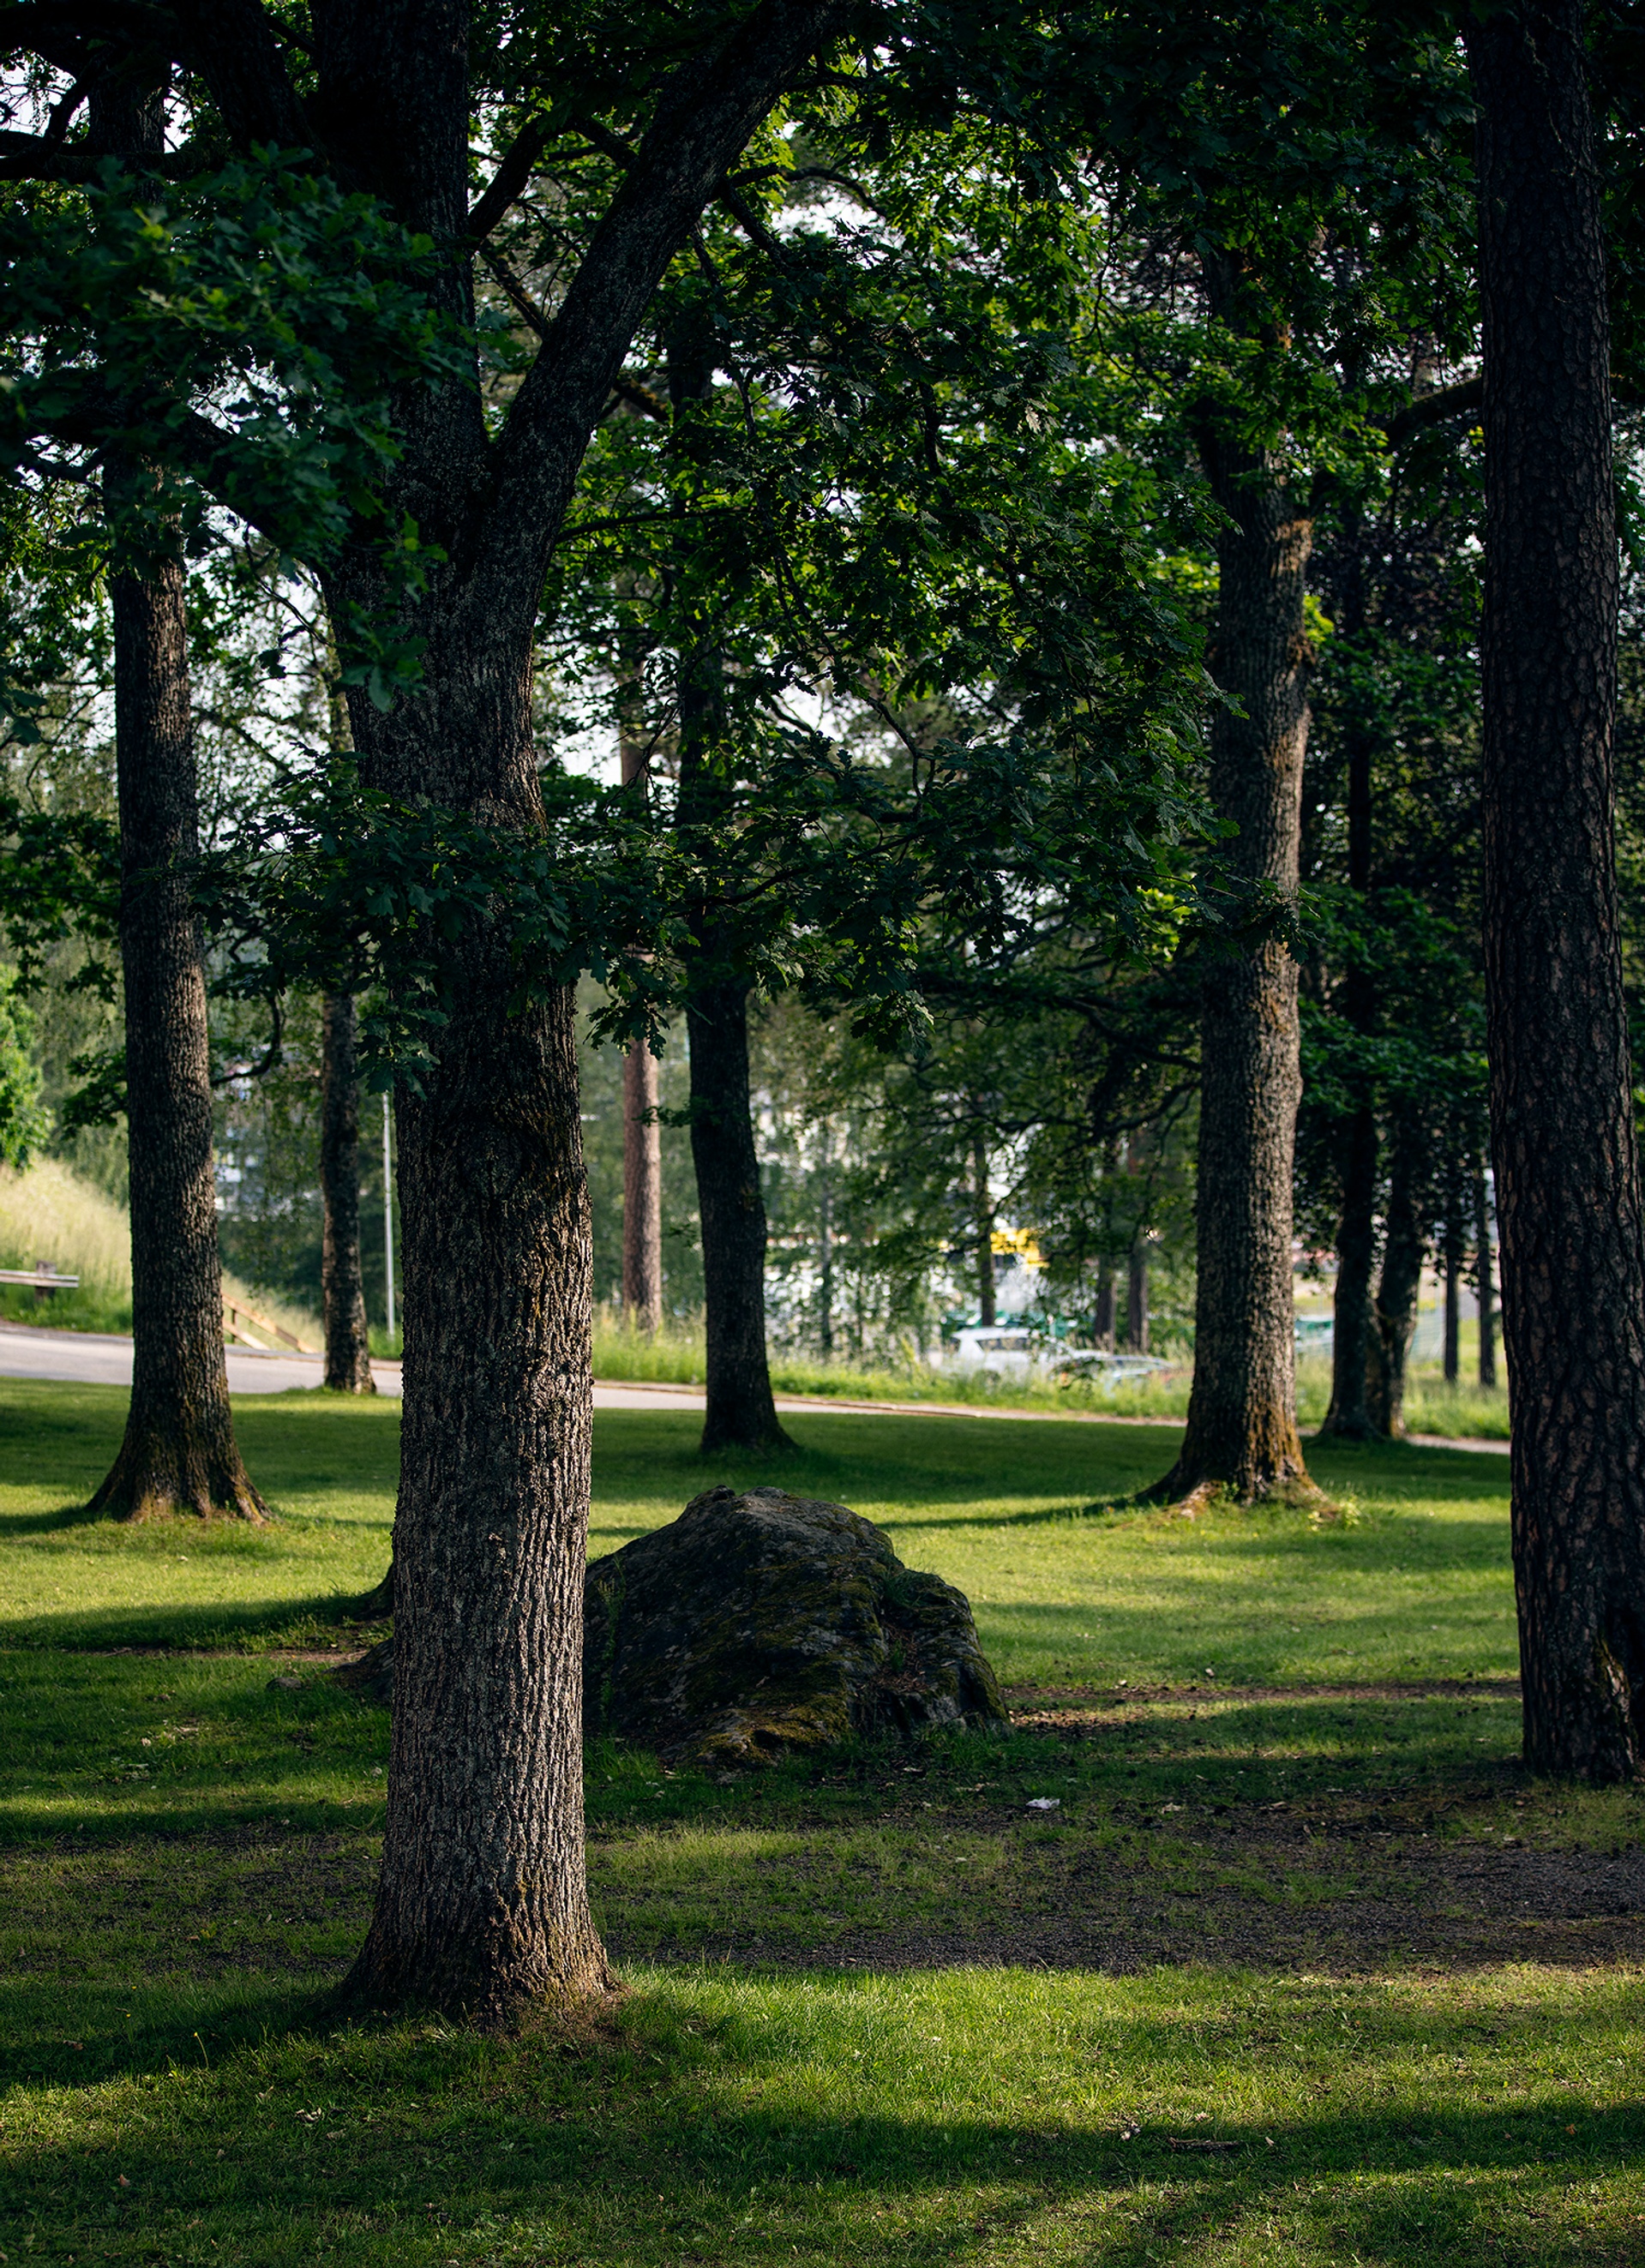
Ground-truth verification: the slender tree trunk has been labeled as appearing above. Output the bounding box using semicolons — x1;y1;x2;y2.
618;665;663;1334
1468;0;1645;1779
321;993;375;1394
686;975;787;1454
1126;1238;1150;1353
1320;686;1378;1441
1157;268;1311;1499
621;1041;663;1334
817;1173;834;1358
1444;1221;1461;1387
1322;1107;1378;1439
1475;1166;1498;1389
87;481;265;1523
1366;1106;1428;1439
1093;1267;1115;1350
973;1128;996;1324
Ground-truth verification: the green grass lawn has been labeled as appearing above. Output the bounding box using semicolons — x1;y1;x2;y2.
2;1378;1642;2267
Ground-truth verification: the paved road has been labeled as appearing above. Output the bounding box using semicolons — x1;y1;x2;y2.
0;1322;1510;1447
0;1323;682;1407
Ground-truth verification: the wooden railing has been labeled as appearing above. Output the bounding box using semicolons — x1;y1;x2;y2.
222;1297;318;1355
0;1263;80;1299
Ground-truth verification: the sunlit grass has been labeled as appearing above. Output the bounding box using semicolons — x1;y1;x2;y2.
1;1374;1638;2268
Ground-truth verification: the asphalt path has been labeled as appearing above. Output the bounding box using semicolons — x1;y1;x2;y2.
0;1321;1508;1446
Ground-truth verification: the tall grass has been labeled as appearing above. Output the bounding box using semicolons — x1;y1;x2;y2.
0;1159;321;1347
591;1310;1511;1438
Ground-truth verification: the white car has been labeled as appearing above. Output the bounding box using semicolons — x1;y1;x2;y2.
948;1324;1047;1376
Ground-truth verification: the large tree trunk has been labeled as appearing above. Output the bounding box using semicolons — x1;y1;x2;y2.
1366;1105;1428;1439
321;993;375;1393
89;497;267;1524
1156;270;1311;1499
1468;0;1645;1780
168;0;850;2019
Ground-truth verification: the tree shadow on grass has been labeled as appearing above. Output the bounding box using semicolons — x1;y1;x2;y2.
2;1966;1638;2267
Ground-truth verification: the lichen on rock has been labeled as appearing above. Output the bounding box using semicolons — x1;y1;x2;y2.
337;1484;1006;1767
583;1483;1006;1765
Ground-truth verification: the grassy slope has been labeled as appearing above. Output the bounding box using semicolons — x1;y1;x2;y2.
2;1380;1642;2267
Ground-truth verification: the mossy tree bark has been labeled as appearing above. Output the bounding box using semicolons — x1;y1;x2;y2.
1155;258;1311;1501
321;993;375;1394
1468;0;1645;1779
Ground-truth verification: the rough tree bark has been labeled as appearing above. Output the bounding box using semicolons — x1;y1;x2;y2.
11;0;849;2017
321;993;375;1393
1155;257;1312;1500
1468;0;1645;1779
168;0;838;2015
1093;1267;1115;1350
84;72;263;1524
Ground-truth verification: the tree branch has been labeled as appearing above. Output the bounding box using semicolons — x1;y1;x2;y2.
0;128;198;181
466;115;554;244
1379;375;1483;447
165;0;313;159
469;0;852;628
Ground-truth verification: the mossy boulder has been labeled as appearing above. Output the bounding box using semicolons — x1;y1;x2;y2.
583;1483;1006;1765
335;1485;1006;1767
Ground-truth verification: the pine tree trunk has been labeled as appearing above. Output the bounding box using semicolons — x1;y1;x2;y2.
621;1040;663;1334
687;976;787;1454
1156;272;1311;1500
1444;1224;1461;1387
321;993;375;1394
1468;0;1645;1780
1366;1106;1428;1439
1093;1268;1115;1350
87;479;265;1525
1126;1239;1150;1354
